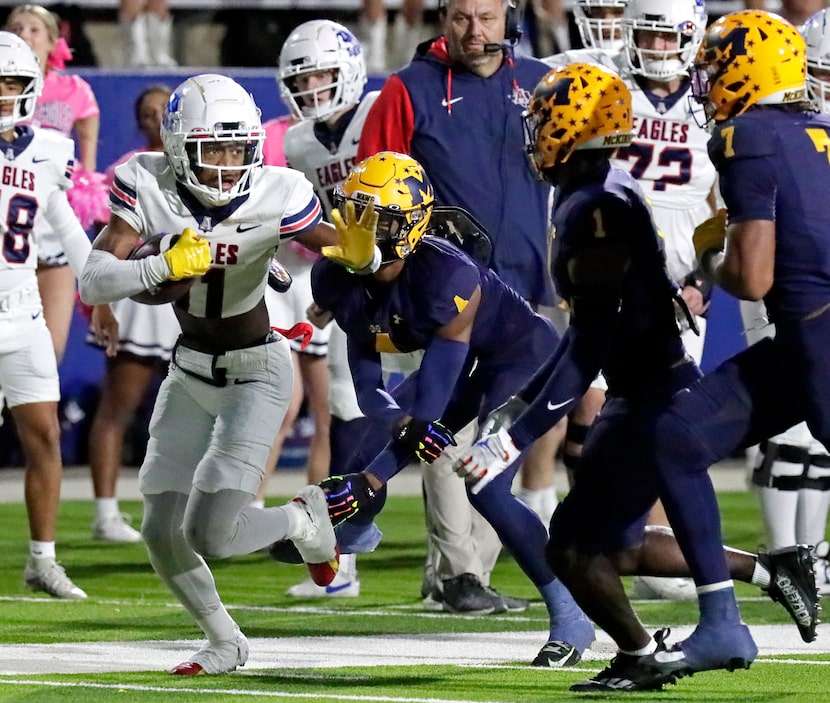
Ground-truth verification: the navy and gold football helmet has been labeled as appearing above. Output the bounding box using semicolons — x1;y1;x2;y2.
690;11;807;126
523;62;633;176
333;152;434;263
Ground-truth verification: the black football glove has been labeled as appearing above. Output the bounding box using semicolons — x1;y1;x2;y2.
319;472;377;526
394;418;457;464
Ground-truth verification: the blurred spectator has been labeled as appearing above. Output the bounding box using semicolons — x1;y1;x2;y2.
361;0;425;72
86;85;179;544
6;3;103;364
119;0;176;66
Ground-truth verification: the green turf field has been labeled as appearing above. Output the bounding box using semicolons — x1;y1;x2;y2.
0;490;826;702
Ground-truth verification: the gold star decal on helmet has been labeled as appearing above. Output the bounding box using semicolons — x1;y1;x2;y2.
453;295;469;313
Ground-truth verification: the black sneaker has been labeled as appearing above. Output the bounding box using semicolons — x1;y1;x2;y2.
484;585;529;613
268;539;303;564
441;574;497;614
758;545;820;643
570;629;674;692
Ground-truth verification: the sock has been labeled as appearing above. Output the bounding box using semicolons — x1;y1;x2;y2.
30;541;56;561
751;559;771;588
339;552;357;578
96;497;120;521
540;579;594;650
697;585;741;627
621;638;657;657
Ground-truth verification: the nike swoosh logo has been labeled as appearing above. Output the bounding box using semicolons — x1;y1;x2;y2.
237;224;261;233
325;581;354;594
32;157;49;163
441;97;464;107
31;311;41;320
352;138;361;145
546;398;573;411
233;378;258;385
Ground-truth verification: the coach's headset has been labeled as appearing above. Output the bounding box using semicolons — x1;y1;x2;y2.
437;0;523;49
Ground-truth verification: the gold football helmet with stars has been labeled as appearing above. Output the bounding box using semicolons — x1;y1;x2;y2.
334;151;435;263
690;11;807;126
523;62;633;176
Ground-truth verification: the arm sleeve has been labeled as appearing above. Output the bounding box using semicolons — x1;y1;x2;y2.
79;248;170;305
412;336;470;421
44;189;91;278
347;336;407;430
357;75;415;159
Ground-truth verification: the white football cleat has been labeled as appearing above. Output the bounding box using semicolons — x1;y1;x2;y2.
631;575;697;601
92;514;142;543
285;571;360;598
170;624;249;675
289;486;339;586
454;427;520;495
23;558;87;600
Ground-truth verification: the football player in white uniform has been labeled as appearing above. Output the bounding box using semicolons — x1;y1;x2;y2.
0;32;116;600
737;9;830;597
79;73;376;675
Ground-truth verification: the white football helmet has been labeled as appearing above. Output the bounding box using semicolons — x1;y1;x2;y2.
574;0;629;52
0;31;42;132
623;0;707;81
803;9;830;114
278;19;366;122
161;74;264;208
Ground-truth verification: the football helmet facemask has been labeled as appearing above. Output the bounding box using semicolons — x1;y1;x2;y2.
0;31;42;132
690;11;807;126
574;0;629;52
278;19;366;122
523;63;633;177
161;74;264;208
803;9;830;114
623;0;706;81
333;152;434;263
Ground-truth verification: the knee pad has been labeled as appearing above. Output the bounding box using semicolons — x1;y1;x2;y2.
751;440;809;491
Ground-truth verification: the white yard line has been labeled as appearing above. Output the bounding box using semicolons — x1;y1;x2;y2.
0;626;826;676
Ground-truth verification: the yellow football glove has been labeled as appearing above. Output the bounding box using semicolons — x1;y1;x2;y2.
693;209;728;262
163;228;211;280
324;200;380;272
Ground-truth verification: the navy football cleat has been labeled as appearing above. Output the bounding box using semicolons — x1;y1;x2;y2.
641;622;757;679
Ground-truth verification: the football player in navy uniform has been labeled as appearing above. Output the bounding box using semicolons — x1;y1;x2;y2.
79;74;377;675
311;151;596;667
634;10;827;680
455;61;820;691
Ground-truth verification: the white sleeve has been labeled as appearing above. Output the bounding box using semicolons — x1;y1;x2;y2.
79;248;170;305
43;189;91;278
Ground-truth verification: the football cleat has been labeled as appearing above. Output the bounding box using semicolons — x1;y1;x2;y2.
23;559;87;600
91;513;142;543
268;539;303;564
631;575;696;601
170;625;249;675
532;640;582;668
289;486;339;586
757;545;820;643
641;622;757;679
570;629;674;692
814;541;830;596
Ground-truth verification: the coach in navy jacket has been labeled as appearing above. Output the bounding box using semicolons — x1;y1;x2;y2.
358;0;555;308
